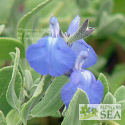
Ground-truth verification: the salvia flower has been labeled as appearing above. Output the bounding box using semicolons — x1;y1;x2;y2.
26;16;76;77
61;16;104;108
67;15;97;68
61;50;104;108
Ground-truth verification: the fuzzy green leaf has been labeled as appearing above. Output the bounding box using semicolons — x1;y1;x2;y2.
98;73;109;100
31;75;69;117
61;89;89;125
67;19;94;43
6;48;22;109
103;92;116;104
114;86;125;102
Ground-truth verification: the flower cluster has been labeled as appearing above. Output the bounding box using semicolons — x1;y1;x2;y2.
26;15;104;109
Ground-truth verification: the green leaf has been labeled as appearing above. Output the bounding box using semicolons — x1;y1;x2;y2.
117;101;125;112
0;66;22;116
61;89;89;125
6;48;22;110
0;0;15;24
67;19;94;43
0;37;25;59
21;76;46;125
94;12;124;36
103;92;116;104
17;0;51;44
6;109;22;125
114;86;125;102
0;25;5;35
31;75;69;117
96;0;113;26
0;111;6;125
98;73;109;100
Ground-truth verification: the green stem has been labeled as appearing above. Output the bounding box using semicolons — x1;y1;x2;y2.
105;120;120;125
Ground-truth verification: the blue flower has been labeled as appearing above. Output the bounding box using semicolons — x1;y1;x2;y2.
67;15;97;68
61;51;104;108
61;16;104;108
26;16;76;77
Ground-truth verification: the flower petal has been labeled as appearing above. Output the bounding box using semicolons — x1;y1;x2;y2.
71;39;97;68
61;70;104;108
26;36;49;75
87;80;104;104
26;36;76;77
67;15;80;36
61;82;77;108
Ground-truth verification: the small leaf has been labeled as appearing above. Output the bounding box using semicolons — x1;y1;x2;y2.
6;48;21;109
103;92;116;104
98;73;109;100
61;89;89;125
31;75;69;117
0;37;25;59
21;76;46;125
0;111;6;125
17;0;51;44
0;25;5;35
117;101;125;112
6;109;22;125
114;86;125;102
68;19;94;43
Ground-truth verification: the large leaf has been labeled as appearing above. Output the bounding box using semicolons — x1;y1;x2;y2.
17;0;51;44
6;109;22;125
0;66;22;116
0;111;6;125
31;75;69;117
0;38;25;59
114;86;125;102
98;73;109;100
0;0;15;24
6;48;22;110
61;89;89;125
21;76;46;125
